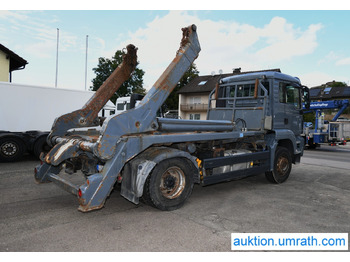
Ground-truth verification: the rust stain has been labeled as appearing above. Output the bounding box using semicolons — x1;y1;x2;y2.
81;44;138;123
254;78;259;99
179;26;191;50
79;141;93;152
214;82;219;100
49;44;138;141
153;25;194;91
213;148;225;158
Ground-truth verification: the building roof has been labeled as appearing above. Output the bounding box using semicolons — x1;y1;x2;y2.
309;86;350;100
0;43;28;72
177;68;281;94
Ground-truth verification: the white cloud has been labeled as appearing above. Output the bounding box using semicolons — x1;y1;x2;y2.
0;10;29;22
336;57;350;66
0;11;325;91
94;37;106;50
317;51;350;67
255;18;322;62
111;11;323;90
318;51;341;65
0;11;78;59
300;71;348;88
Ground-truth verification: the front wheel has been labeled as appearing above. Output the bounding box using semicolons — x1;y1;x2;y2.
142;158;194;211
265;146;292;184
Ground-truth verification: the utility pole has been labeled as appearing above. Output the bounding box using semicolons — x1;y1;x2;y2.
85;35;88;91
55;28;59;88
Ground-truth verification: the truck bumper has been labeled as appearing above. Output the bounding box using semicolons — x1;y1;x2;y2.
34;162;78;195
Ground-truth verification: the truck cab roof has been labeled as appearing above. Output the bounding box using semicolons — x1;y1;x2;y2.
221;71;301;85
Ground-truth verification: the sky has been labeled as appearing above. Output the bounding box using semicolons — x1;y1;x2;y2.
2;2;350;93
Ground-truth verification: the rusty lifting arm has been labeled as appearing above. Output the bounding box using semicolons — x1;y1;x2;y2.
47;44;138;146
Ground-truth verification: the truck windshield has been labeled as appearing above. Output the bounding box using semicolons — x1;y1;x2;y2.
117;102;131;111
117;103;125;111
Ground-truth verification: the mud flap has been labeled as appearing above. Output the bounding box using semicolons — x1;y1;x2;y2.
120;159;156;204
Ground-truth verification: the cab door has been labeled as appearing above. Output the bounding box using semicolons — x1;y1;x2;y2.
278;82;303;135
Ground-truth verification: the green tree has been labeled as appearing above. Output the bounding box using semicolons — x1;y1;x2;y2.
303;112;315;124
163;63;199;110
327;81;347;87
91;49;146;104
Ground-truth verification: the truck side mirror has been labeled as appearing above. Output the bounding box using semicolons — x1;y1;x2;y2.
130;93;144;109
302;86;310;110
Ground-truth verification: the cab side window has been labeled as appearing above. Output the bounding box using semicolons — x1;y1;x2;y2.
279;82;301;109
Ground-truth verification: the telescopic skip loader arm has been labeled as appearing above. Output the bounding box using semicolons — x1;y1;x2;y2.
46;44;138;145
95;24;201;160
35;25;201;212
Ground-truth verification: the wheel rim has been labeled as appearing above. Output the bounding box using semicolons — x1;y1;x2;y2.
160;166;186;199
1;142;18;156
276;155;289;176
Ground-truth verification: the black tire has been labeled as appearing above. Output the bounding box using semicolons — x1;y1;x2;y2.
307;143;317;149
307;138;317;149
0;137;25;162
33;136;51;159
265;146;292;184
142;158;194;211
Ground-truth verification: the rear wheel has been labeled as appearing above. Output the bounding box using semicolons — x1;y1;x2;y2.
0;137;25;162
307;138;317;149
265;146;292;184
33;136;51;159
142;158;194;211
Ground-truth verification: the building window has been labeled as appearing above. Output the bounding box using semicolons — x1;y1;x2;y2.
190;113;200;120
324;87;332;94
190;97;201;104
198;81;207;85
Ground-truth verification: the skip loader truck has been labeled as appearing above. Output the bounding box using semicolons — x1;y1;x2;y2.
35;25;310;212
